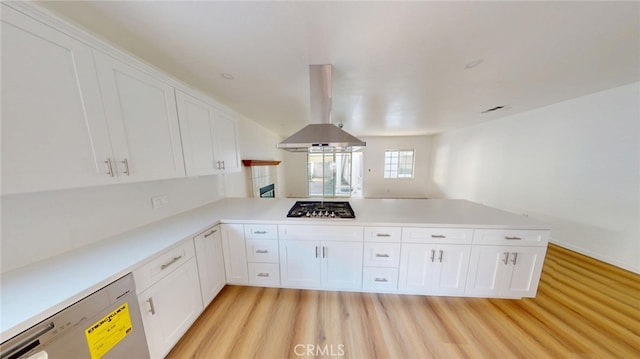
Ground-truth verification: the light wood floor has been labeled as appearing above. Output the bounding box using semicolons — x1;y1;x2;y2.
167;244;640;358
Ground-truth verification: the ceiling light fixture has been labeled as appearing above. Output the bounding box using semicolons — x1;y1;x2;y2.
220;73;234;80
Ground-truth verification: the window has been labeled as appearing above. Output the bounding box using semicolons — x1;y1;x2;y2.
384;150;414;178
307;148;363;197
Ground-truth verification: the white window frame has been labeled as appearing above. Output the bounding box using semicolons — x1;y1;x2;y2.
383;149;415;179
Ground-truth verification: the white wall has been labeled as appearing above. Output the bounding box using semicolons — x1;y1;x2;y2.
223;115;286;198
282;136;433;198
1;114;283;273
362;136;432;198
427;82;640;273
1;176;224;272
282;151;308;198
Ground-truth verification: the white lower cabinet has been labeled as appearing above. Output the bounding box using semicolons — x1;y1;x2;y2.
465;245;547;298
398;244;471;295
135;243;203;359
279;240;363;290
194;225;226;307
221;224;249;284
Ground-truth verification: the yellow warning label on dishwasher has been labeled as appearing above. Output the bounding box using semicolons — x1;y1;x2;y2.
85;302;133;359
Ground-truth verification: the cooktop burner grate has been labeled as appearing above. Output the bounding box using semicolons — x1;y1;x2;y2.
286;201;355;219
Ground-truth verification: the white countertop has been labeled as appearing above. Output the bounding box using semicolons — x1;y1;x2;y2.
0;198;549;341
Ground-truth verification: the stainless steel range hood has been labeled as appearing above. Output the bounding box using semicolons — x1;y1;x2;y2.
277;65;366;152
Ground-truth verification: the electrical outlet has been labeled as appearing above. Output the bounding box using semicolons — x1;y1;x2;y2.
151;195;169;209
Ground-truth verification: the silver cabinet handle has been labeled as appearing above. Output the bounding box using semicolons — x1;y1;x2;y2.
257;273;270;277
322;246;327;258
256;249;269;254
222;161;225;170
121;158;130;176
511;252;519;265
375;253;390;258
216;161;221;169
147;297;156;315
374;278;388;282
315;246;319;258
431;234;446;238
438;250;444;262
105;158;114;177
375;233;391;237
204;229;217;238
503;252;510;265
505;236;522;240
253;230;268;234
430;249;436;262
160;255;182;270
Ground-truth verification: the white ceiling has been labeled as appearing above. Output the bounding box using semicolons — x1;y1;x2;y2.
37;1;640;138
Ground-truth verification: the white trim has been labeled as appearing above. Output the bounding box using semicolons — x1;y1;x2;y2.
550;238;639;274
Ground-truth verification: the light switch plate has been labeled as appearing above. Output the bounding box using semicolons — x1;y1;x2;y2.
151;194;169;209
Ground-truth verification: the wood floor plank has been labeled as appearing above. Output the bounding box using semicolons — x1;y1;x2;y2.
167;244;640;358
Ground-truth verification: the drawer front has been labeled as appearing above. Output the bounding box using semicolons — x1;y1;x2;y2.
246;239;279;263
134;239;195;292
363;243;401;267
402;227;474;244
362;267;399;291
364;227;402;243
248;263;280;286
473;229;550;246
279;225;363;242
244;224;278;239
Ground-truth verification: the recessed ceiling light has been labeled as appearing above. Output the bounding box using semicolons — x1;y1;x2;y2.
465;59;484;69
220;73;234;80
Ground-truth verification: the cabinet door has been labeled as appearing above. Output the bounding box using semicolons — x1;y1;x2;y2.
194;226;226;307
279;240;321;288
502;246;547;298
430;245;471;295
398;243;436;292
322;241;363;289
93;51;185;182
213;110;241;173
221;224;248;284
175;90;218;176
138;259;203;359
465;246;509;297
1;5;115;194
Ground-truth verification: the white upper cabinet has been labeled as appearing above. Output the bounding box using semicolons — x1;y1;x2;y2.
1;5;115;194
93;51;186;182
175;91;217;176
213;109;240;173
176;90;240;175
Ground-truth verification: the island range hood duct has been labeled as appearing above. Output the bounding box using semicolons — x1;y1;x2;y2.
277;65;366;152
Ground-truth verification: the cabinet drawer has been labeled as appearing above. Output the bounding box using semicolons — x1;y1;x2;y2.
134;239;195;292
248;263;280;286
473;229;549;246
364;227;402;243
279;225;363;241
402;227;473;244
244;224;278;239
363;243;401;267
363;267;399;291
246;239;279;263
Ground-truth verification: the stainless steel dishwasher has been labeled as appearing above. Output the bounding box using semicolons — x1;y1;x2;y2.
0;273;150;359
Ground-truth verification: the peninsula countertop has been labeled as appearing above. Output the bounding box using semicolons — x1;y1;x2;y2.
0;198;549;340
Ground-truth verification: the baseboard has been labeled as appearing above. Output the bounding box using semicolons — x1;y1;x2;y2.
550;238;640;275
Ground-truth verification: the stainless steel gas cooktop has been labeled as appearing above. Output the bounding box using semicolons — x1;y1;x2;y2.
286;201;355;219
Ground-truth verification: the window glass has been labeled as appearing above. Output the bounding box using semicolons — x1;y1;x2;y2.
384;150;414;179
